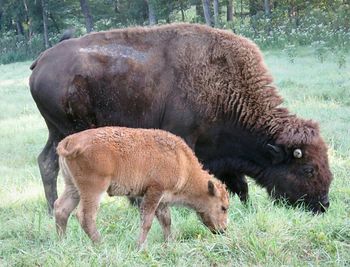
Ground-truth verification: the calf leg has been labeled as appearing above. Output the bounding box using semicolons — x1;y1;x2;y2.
54;183;80;237
38;133;60;215
76;177;110;243
155;203;171;241
137;185;164;249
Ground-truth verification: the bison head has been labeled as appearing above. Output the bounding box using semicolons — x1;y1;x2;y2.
263;121;333;213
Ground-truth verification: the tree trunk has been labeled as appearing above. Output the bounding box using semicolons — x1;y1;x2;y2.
195;0;204;23
264;0;270;16
49;14;60;33
180;2;185;22
249;0;258;16
145;0;157;25
240;0;243;18
166;2;172;23
202;0;212;26
213;0;219;27
79;0;93;33
227;0;233;22
16;19;24;35
41;0;50;48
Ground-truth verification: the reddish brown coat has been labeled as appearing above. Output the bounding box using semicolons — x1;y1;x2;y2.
54;126;229;247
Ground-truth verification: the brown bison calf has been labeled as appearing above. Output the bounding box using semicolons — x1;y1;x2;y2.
54;126;229;247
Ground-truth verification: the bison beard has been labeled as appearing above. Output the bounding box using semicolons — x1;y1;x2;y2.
29;23;332;214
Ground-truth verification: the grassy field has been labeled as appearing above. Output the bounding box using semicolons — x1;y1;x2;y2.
0;49;349;266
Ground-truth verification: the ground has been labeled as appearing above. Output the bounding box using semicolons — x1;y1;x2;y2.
0;48;349;266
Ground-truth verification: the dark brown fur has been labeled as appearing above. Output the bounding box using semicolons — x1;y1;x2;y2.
30;23;332;214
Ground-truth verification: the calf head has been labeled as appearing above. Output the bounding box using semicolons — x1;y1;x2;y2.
197;180;229;233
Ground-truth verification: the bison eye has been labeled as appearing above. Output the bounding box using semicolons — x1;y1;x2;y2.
303;166;315;178
293;148;303;159
221;206;227;212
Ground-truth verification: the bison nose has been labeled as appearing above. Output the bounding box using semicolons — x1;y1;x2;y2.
320;195;330;209
313;196;329;213
321;200;330;209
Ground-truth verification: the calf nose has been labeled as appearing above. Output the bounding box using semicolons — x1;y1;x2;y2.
212;227;227;234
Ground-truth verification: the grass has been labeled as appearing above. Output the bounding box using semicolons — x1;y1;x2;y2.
0;48;349;266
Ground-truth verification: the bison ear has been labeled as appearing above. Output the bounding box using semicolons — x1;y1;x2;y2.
266;144;286;164
208;180;216;196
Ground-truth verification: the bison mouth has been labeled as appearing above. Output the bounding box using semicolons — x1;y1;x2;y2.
268;188;330;214
303;194;330;214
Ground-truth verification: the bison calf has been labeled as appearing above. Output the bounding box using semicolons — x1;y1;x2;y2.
54;127;229;247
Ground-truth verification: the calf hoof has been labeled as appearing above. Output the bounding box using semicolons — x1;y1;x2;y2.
137;241;147;251
91;232;102;244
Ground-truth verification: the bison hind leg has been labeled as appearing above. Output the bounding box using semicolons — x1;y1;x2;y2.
38;131;61;215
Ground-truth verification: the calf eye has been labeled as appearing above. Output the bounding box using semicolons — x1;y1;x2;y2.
221;206;227;212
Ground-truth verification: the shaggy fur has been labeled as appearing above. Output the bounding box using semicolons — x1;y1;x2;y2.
30;23;332;214
54;127;229;247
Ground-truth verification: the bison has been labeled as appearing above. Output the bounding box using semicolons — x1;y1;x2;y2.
29;23;332;214
55;126;229;247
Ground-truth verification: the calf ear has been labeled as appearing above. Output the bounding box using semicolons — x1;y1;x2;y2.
266;144;286;164
208;180;216;196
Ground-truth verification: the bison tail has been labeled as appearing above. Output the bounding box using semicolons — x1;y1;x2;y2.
56;137;82;159
29;54;41;70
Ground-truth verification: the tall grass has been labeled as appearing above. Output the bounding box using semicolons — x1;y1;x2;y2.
0;49;349;266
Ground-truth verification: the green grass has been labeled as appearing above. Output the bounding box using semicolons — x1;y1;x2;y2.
0;49;349;266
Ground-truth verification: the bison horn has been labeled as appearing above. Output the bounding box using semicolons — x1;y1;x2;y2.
267;144;281;154
293;148;302;158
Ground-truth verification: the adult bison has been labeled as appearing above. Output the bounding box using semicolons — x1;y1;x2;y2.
29;23;332;214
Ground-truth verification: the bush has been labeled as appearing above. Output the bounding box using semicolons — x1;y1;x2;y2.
0;33;43;64
1;4;349;65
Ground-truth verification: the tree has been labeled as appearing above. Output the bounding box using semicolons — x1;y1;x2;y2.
41;0;50;48
23;0;32;39
227;0;233;22
249;0;259;16
202;0;212;26
79;0;94;33
264;0;270;16
195;0;204;23
145;0;157;25
213;0;219;27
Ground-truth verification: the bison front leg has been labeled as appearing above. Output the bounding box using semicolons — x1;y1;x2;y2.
137;185;164;249
38;133;60;215
221;172;249;202
155;203;171;241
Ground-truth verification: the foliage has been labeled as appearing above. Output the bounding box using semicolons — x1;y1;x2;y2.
0;0;349;65
0;50;349;265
